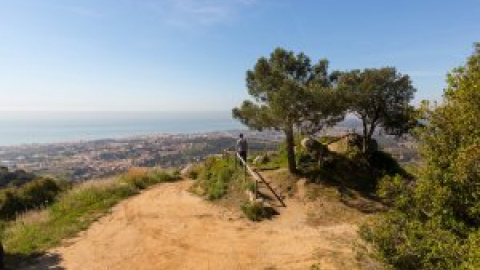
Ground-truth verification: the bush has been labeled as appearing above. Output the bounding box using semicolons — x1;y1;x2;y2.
241;201;272;221
243;180;256;193
363;44;480;270
376;174;412;207
361;211;466;270
0;168;38;188
192;157;239;200
0;178;65;220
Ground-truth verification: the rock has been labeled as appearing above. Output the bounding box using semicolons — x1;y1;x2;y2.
327;133;378;154
301;138;328;156
300;137;330;167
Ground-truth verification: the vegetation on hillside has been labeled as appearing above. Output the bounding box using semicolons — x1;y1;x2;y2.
0;177;66;220
189;156;245;200
0;168;180;268
0;44;476;270
0;167;39;188
362;43;480;270
300;149;407;196
189;155;279;221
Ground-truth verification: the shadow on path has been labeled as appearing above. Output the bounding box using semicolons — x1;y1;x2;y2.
4;252;65;270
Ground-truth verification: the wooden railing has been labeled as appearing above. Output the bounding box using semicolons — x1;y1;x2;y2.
235;152;286;207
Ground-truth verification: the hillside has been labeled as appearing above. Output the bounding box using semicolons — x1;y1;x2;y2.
19;174;376;270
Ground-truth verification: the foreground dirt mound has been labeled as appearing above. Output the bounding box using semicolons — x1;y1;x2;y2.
22;180;361;270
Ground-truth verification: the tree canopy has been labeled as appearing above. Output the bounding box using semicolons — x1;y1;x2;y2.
339;67;416;153
232;48;345;173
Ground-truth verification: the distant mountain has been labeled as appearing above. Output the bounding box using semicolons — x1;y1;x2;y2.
335;118;362;128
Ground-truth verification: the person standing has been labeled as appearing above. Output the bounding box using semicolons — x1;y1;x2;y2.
236;133;248;163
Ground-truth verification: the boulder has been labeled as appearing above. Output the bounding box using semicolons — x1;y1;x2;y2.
300;137;330;166
301;138;328;156
327;133;378;154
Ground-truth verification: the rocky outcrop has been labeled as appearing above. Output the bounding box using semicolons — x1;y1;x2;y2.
327;133;377;154
301;137;330;166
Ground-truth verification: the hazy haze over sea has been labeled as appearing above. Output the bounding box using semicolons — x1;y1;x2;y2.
0;111;245;147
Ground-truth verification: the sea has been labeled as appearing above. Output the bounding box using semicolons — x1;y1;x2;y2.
0;111;245;147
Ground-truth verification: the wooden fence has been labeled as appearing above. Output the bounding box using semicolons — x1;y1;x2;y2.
234;152;286;207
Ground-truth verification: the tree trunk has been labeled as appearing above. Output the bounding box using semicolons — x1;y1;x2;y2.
284;127;297;174
366;121;377;154
362;120;368;154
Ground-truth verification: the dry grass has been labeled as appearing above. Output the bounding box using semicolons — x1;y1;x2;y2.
125;167;149;177
67;168;152;195
15;209;50;225
261;168;299;197
73;177;117;190
304;183;376;226
327;138;350;153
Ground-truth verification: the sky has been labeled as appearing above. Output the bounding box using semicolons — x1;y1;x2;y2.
0;0;479;112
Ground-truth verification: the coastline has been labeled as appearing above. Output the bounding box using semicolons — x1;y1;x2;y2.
0;129;282;181
0;111;245;147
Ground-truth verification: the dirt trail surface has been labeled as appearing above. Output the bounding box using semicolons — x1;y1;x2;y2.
23;180;360;270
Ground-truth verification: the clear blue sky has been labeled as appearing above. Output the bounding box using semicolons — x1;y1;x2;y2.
0;0;479;111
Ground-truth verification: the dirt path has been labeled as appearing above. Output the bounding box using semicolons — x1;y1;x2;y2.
23;180;360;270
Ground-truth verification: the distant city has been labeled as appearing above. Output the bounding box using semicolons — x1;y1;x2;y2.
0;120;418;181
0;130;283;181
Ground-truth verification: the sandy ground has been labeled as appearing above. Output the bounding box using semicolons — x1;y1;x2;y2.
22;180;360;270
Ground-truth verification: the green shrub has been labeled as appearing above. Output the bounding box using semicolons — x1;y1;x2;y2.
241;201;272;221
363;44;480;270
376;174;413;209
360;212;466;270
193;156;239;200
0;168;38;188
19;178;62;209
243;180;256;193
0;178;65;220
258;143;288;169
